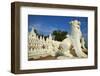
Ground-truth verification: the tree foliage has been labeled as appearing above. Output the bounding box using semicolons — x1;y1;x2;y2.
52;30;68;41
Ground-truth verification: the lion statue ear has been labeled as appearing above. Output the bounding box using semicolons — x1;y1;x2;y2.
78;21;81;25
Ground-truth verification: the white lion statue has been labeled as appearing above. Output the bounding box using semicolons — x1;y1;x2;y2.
58;20;87;58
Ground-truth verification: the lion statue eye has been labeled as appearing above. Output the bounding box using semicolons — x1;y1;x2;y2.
78;22;80;25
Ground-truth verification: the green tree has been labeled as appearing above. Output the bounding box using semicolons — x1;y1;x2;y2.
52;30;68;41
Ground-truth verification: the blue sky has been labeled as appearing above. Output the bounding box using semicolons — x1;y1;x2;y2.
28;15;88;40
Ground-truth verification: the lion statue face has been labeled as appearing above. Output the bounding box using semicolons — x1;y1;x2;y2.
70;20;81;32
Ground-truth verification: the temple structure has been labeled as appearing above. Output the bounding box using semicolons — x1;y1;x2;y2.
28;27;60;59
